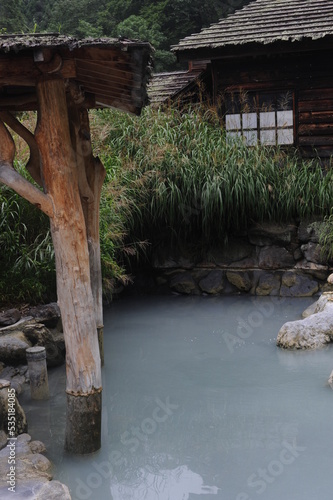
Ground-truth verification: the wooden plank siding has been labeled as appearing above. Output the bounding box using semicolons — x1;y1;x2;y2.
171;0;333;161
213;48;333;159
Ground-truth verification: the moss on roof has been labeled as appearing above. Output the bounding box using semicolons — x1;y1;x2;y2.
0;33;152;54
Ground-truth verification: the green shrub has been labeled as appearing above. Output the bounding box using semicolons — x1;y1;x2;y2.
0;171;55;304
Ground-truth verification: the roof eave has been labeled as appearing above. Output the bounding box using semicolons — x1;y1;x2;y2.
174;35;333;63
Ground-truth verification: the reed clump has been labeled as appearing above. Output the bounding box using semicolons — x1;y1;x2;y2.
1;105;333;303
93;105;333;255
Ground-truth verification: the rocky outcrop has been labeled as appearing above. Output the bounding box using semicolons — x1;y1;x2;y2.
0;379;27;436
301;292;332;318
258;245;295;270
0;307;64;369
0;365;29;395
0;333;32;366
0;305;71;498
0;433;71;499
301;242;327;265
248;222;296;246
276;292;333;349
0;309;21;327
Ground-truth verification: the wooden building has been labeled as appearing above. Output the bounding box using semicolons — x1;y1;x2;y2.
169;0;333;160
0;34;152;454
148;61;210;106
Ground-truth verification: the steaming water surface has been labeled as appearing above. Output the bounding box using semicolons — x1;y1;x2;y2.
21;295;333;499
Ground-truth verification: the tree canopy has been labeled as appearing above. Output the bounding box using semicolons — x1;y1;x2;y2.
1;0;251;70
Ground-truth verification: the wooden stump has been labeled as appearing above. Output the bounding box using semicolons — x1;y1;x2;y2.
65;391;102;454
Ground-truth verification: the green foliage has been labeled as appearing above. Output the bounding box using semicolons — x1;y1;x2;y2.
0;168;56;305
2;105;333;304
116;15;163;45
44;0;104;37
76;20;103;38
0;0;27;33
115;14;176;71
92;105;333;260
20;0;251;70
314;214;333;261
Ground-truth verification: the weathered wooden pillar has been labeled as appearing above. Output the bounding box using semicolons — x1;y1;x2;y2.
67;101;106;365
80;109;106;366
35;77;102;454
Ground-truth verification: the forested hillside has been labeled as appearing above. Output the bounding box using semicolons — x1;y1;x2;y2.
0;0;251;70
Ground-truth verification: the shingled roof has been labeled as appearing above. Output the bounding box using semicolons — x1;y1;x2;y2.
0;33;151;53
148;69;204;105
172;0;333;56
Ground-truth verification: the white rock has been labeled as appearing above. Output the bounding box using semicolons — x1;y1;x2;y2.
301;292;333;318
276;311;333;349
328;370;333;388
277;294;333;349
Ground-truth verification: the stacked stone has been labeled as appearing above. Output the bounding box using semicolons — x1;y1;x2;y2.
152;219;333;297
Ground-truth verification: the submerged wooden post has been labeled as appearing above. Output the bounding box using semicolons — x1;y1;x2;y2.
35;78;102;454
26;346;49;400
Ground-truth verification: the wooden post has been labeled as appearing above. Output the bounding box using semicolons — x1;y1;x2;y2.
67;102;106;365
26;346;49;400
80;109;106;366
34;77;102;454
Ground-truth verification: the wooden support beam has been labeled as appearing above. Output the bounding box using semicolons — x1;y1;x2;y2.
0;161;53;217
0;56;76;86
34;77;102;454
0;111;43;186
0;120;53;216
0;93;37;109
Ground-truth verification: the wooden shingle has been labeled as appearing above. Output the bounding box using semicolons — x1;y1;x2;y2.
172;0;333;58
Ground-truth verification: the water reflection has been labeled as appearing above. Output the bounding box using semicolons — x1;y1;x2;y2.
110;465;219;499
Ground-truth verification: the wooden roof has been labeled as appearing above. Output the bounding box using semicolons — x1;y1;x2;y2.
172;0;333;59
148;68;204;105
0;34;153;114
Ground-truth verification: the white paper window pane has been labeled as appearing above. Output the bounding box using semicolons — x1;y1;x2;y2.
243;113;257;130
226;114;241;130
260;129;276;145
243;129;258;146
277;128;294;145
277;110;293;128
260;112;276;128
226;131;242;142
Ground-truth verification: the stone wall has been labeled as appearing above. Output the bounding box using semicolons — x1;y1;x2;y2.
149;220;333;297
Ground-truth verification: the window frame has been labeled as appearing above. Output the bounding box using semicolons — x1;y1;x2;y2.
223;89;295;147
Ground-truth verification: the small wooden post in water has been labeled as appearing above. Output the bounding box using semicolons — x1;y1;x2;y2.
26;346;49;400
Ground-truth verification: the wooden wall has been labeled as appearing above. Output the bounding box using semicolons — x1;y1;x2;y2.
212;48;333;159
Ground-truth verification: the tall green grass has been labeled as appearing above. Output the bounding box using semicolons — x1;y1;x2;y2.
93;105;333;256
1;105;333;303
